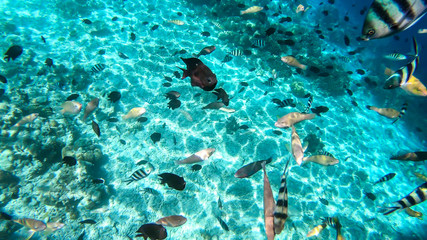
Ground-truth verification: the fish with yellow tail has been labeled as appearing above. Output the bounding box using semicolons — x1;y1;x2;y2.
307;222;327;237
383;65;427;97
61;101;82;114
332;217;345;240
83;98;99;121
273;158;290;235
281;56;307;70
275;112;316;129
291;125;305;166
405;207;423;219
365;105;400;119
390;151;427;161
240;6;263;15
262;161;275;240
13;218;47;240
122;107;146;120
176;148;215;164
383;182;427;215
12;113;38;128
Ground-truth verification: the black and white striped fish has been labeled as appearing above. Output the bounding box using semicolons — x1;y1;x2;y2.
229;49;243;56
91;64;106;74
316;150;334;158
272;98;296;108
124;163;154;184
383;182;427;215
321;217;335;227
302;95;313;113
385;53;408;60
384;38;418;89
373;173;396;185
361;0;427;40
273;158;290;234
392;102;408;124
252;39;265;48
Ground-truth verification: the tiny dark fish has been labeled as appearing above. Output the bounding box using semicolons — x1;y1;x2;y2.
238;87;245;93
319;198;329;205
63;156;77;166
79;219;97;225
273;130;282;136
191;164;202;171
163;82;172;87
243;50;252;56
311;106;329;116
322;10;329;16
91;64;106;74
151;132;161;143
137;117;148;123
107;117;119;122
165;91;180;99
98;49;106;55
118;52;129;59
277;39;295;46
158;173;186;191
82;19;92;24
45;58;54;67
240;82;249;87
92;178;105;184
130;32;136;41
4;45;23;61
345;89;353;96
213;88;229;106
356;69;365;75
351;100;358;107
119;139;126;145
344;35;350;46
136;223;167;240
218;197;223;209
364;191;376;200
168;99;181;109
108;91;121;103
151;25;159;31
0;75;7;84
112;16;118;21
92;121;100;137
309;66;321;73
328;0;335;4
216;216;229;231
201;31;211;37
41;36;46;43
318;35;325;39
344;15;349;21
266;27;276;36
0;212;12;220
164;76;173;82
222;54;233;63
239;125;249;130
373;173;396;185
173;71;180;78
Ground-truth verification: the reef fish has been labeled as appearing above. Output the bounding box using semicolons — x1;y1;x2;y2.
202;102;224;110
383;182;427;215
176;148;215;164
156;215;187;227
361;0;427;40
385;53;407;60
275;112;316;129
196;46;216;57
272;98;295;108
273;159;290;235
136;223;167;239
234;157;273;178
390;152;427;161
291;125;305;166
213;88;230;106
91;64;106;74
307;222;327;237
366;105;400;119
178;58;217;91
303;155;339;166
374;173;396;185
61;101;82;114
241;6;263;15
83;98;99;121
281;56;307;70
262;162;275;240
392;103;408;124
159;173;186;191
405;207;423;219
12;113;38;128
311;106;329;116
4;45;23;61
13;218;46;233
125;163;154;184
123;107;146;120
92;121;100;137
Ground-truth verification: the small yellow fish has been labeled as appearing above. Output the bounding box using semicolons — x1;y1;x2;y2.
281;56;307;70
168;20;185;25
307;223;327;237
61;101;82;114
401;75;427;97
240;6;263;15
122;107;146;120
405;207;423;220
12;113;38;128
415;172;427;182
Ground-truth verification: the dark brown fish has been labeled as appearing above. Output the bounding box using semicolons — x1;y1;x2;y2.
235;157;273;178
45;58;54;67
79;219;96;225
4;45;23;61
178;58;217;91
63;156;77;166
136;223;167;239
213;88;229;106
92;121;100;137
158;173;186;191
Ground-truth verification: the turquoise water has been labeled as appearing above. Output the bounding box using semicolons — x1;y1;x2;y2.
1;0;427;239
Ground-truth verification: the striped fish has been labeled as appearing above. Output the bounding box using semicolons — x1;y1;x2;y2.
229;49;243;56
252;39;266;48
373;173;396;185
91;63;106;74
384;37;418;89
321;217;335;227
124;165;154;184
385;53;408;60
361;0;427;40
383;182;427;215
273;158;290;234
392;102;408;124
302;95;313;113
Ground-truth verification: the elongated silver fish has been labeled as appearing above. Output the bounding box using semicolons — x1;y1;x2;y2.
273;159;290;235
361;0;427;40
383;182;427;215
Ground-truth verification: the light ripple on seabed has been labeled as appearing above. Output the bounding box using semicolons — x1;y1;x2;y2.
0;0;426;239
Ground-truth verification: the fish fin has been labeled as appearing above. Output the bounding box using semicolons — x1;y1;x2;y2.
302;141;309;152
177;67;188;79
284;143;291;153
383;206;401;215
25;231;35;240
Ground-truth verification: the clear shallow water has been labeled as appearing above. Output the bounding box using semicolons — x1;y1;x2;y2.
0;0;426;239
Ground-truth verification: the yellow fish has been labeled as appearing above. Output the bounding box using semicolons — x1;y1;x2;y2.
307;223;327;237
122;107;146;120
414;172;427;182
240;6;263;15
61;101;82;114
405;207;423;220
401;75;427;97
168;20;184;25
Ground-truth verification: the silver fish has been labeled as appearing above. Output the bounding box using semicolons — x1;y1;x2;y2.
361;0;427;40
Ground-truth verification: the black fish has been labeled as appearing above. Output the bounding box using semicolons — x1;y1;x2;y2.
151;25;159;31
45;58;54;67
107;117;119;122
319;198;329;205
158;173;186;191
272;98;295;108
364;191;376;200
119;139;126;145
163;82;172;87
77;231;85;240
266;27;276;36
91;64;106;74
322;10;329;16
98;49;106;55
345;89;353;96
173;71;180;78
79;219;97;225
151;133;161;143
92;121;100;137
277;39;295;46
63;156;77;166
118;52;129;59
167;99;181;109
136;223;167;240
0;212;12;220
201;31;211;37
222;54;233;63
108;91;121;103
216;216;229;231
137;117;148;123
41;36;46;43
164;76;173;82
344;35;350;46
213;88;229;106
373;173;396;185
344;15;349;22
311;106;329;116
178;58;217;91
272;130;282;136
92;178;105;184
130;32;136;41
191;164;202;171
112;16;118;21
4;45;23;61
356;69;365;75
82;19;92;24
0;75;7;84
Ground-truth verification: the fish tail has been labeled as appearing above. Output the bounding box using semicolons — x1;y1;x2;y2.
365;105;372;110
383;206;401;215
177;67;188;79
413;37;418;57
25;231;35;240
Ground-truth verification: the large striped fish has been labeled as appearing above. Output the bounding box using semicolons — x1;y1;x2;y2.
383;182;427;215
361;0;427;40
273;159;290;235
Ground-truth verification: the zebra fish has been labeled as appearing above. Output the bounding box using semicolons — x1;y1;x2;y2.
272;98;296;108
383;182;427;215
361;0;427;40
385;53;407;60
124;163;154;184
302;94;313;113
252;39;266;48
91;63;106;74
229;49;243;56
273;158;290;235
373;173;396;185
392;102;408;124
384;38;418;89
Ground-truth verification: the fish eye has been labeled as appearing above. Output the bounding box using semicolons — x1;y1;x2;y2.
367;29;375;36
207;78;211;83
